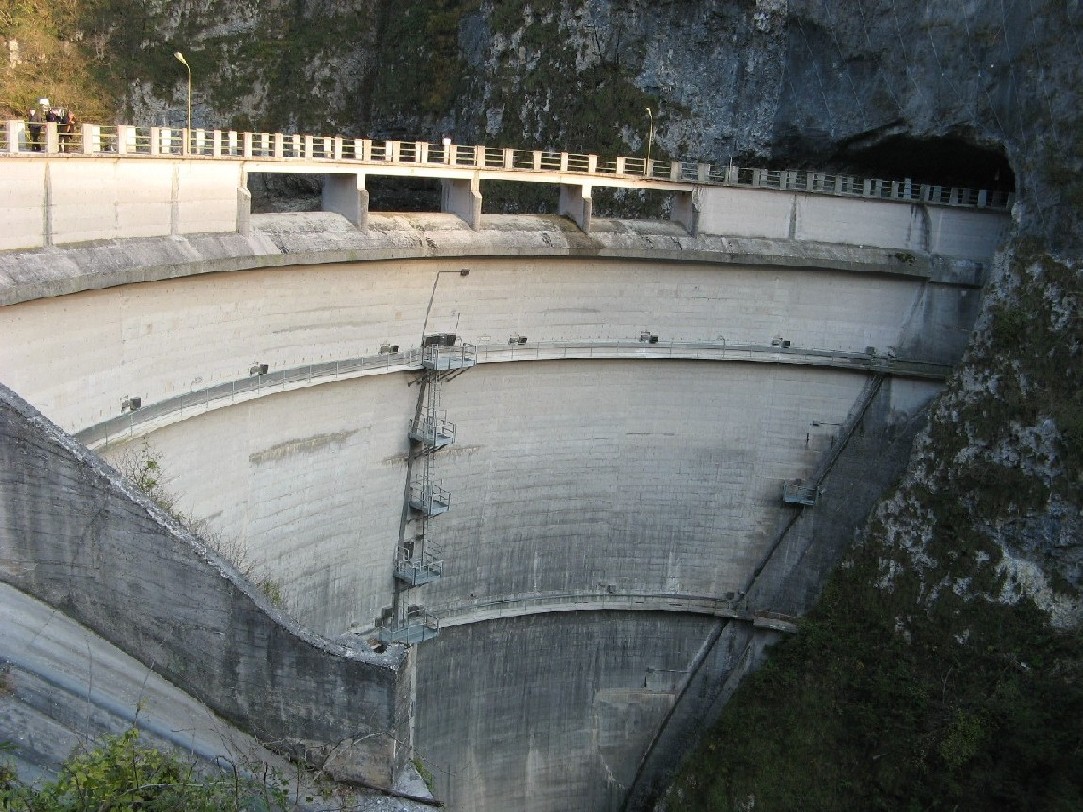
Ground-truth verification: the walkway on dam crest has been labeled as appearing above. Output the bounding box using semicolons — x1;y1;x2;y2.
1;118;1012;242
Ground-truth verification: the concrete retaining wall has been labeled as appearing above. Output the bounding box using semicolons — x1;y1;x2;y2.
0;217;997;810
0;162;47;251
0;158;241;249
0;384;410;788
696;186;1009;258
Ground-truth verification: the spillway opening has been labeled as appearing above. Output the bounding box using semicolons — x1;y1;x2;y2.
832;134;1015;192
481;179;560;214
366;176;443;212
249;172;322;213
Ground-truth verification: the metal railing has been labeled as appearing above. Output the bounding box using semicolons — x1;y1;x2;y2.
72;338;951;450
1;119;1012;211
409;481;452;516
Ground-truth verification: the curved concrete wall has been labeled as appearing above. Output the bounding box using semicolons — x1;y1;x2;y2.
0;258;974;436
414;612;722;812
99;376;416;636
95;361;934;639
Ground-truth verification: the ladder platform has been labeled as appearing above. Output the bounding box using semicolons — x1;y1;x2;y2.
410;484;451;516
394;559;443;586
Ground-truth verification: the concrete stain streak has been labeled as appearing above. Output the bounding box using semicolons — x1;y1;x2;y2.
249;430;356;465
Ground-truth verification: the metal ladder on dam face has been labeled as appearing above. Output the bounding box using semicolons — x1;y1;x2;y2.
783;373;885;507
380;337;476;645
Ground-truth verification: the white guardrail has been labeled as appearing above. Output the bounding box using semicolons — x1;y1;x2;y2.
0;120;1012;210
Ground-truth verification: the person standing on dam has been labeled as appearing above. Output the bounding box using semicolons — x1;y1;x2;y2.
26;109;41;151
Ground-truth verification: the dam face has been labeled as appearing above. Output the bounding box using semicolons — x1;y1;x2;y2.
0;148;1008;810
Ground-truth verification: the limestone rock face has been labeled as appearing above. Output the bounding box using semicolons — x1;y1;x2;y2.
120;0;1078;248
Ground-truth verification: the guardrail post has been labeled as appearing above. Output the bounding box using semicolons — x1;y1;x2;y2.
698;162;710;182
149;126;161;156
533;150;542;171
243;132;254;158
299;134;310;157
5;120;21;153
81;123;98;154
211;130;222;157
387;140;399;162
670;161;681;181
588;154;598;173
503;147;514;169
414;141;426;163
726;164;738;184
362;139;373;161
559;152;569;171
752;168;764;187
334;136;344;160
977;189;987;207
862;178;873;196
615;156;626;175
474;144;484;167
273;133;284;158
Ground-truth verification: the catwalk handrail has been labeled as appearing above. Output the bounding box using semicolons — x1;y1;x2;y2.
72;339;952;450
1;119;1011;210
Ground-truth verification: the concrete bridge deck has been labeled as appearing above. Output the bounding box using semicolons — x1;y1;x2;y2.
1;120;1010;249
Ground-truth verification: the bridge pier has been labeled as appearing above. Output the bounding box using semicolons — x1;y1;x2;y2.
322;172;369;230
441;176;481;230
559;183;593;233
672;189;700;236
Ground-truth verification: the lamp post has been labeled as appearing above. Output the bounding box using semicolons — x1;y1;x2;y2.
644;107;654;175
174;51;191;154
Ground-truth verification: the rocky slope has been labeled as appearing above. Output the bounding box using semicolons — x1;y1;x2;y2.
68;0;1078;245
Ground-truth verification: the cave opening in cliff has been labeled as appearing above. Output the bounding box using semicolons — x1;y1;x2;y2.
832;135;1015;193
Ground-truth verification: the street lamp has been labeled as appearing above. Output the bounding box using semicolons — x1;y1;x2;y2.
644;107;654;174
174;51;191;154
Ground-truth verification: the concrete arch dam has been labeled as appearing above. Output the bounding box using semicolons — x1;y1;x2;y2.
0;165;1007;810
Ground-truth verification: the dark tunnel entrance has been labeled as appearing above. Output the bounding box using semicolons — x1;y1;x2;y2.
833;135;1015;193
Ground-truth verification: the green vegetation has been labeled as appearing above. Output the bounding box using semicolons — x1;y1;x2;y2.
369;0;481;124
412;756;436;795
0;728;289;810
0;0;116;119
666;542;1083;809
665;244;1083;809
